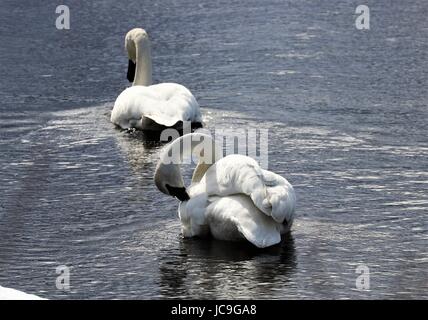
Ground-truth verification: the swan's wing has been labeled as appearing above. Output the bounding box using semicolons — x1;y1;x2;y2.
111;84;202;129
146;83;202;126
200;154;296;224
205;195;282;248
178;192;282;248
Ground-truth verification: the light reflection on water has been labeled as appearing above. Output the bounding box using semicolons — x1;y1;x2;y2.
0;105;426;299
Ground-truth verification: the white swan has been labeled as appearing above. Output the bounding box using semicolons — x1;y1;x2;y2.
0;285;45;300
111;28;203;130
154;133;296;248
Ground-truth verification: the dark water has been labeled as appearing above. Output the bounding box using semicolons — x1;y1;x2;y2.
0;0;427;299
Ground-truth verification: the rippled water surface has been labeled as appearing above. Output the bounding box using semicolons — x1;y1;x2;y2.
0;0;427;299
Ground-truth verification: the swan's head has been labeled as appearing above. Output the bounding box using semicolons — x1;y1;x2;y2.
154;162;190;202
125;28;149;62
124;28;151;84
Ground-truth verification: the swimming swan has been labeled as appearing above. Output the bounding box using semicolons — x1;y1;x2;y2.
111;28;203;130
154;133;296;248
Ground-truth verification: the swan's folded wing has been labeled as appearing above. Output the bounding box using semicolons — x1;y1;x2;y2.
158;83;202;124
201;154;296;224
111;84;202;129
206;195;281;248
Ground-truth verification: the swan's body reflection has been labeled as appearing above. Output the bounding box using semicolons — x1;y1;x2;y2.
158;235;297;299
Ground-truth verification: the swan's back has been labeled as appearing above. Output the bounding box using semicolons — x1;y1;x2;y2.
111;83;202;129
195;154;296;224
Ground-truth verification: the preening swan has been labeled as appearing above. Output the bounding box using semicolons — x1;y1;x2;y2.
154;133;296;248
111;28;203;130
0;285;45;300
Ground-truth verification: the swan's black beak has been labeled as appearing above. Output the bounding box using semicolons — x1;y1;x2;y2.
166;184;190;202
127;59;136;82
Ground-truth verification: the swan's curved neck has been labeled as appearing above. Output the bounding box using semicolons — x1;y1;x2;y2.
158;133;223;188
133;37;152;86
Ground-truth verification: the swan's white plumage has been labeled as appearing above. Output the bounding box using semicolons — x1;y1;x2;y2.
0;285;45;300
180;194;285;248
154;133;296;248
178;154;295;248
206;195;283;248
111;83;202;129
194;155;295;224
